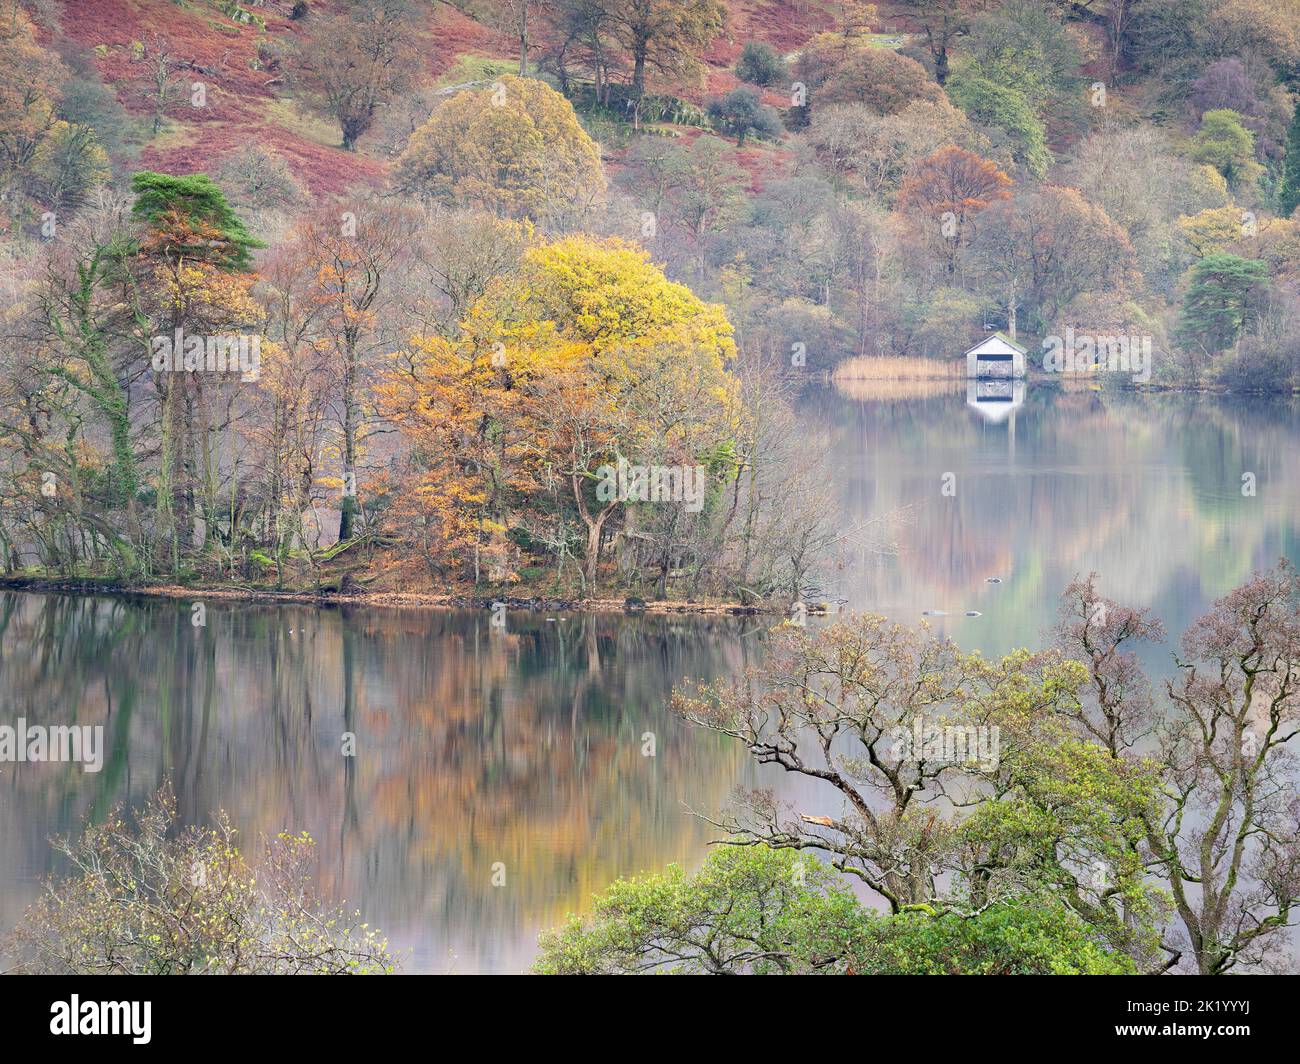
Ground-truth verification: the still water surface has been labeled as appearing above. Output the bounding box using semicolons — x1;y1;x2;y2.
2;387;1297;971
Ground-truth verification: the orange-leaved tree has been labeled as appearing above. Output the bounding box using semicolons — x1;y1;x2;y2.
897;146;1012;272
381;235;738;589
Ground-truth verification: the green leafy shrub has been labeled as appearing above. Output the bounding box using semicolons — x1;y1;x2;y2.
736;42;786;88
534;846;1136;975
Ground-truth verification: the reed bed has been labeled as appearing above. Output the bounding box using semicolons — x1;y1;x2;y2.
831;355;966;381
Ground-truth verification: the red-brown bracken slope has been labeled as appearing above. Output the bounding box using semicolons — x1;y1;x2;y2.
59;0;862;196
59;0;512;195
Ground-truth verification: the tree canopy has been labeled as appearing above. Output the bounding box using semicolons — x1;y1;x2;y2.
130;171;264;270
396;75;605;225
535;845;1137;974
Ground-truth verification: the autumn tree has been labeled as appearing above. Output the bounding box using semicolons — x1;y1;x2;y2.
797;34;943;119
600;0;725;128
946;68;1050;178
255;233;343;582
1177;206;1253;258
1281;100;1300;218
376;322;539;583
1190;58;1262;124
27;121;110;213
396;75;605;228
455;1;548;75
280;202;419;545
897;146;1011;272
12;194;146;575
133;35;184;138
1202;0;1300;72
293;0;421;151
807;98;978;202
130;173;264;571
965;185;1135;336
963;0;1079;110
131;172;262;270
1063;127;1229;294
0;3;66;193
383;235;737;588
507;237;736;586
1059;566;1300;974
669;614;1166;963
55;37;133;163
6;787;397;974
542;0;621;101
673;616;974;912
734;41;785;87
640;134;750;280
399;208;536;336
214;146;308;215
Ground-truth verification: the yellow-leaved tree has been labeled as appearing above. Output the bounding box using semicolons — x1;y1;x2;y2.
395;76;605;229
380;235;738;588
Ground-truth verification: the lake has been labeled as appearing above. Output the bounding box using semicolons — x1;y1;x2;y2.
2;385;1298;972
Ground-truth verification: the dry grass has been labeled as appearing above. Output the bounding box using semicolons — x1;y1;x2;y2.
832;356;966;381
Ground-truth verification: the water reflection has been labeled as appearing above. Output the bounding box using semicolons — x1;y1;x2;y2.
0;595;761;973
965;378;1026;423
815;385;1300;662
3;388;1298;972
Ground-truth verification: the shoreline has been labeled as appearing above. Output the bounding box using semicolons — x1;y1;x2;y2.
825;364;1299;396
0;574;791;616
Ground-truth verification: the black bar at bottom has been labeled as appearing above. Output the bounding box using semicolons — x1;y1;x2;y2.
0;974;1292;1051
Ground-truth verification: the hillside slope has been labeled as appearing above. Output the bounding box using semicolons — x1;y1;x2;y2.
56;0;846;193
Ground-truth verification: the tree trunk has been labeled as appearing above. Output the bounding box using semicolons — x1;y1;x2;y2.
518;5;528;76
933;46;949;86
631;37;647;129
583;511;606;587
338;335;359;542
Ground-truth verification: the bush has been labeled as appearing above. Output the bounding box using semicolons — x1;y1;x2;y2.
1213;340;1296;393
736;42;786;88
706;86;784;145
4;787;398;974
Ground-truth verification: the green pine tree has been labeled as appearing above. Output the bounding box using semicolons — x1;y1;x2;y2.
1177;253;1269;354
129;172;263;270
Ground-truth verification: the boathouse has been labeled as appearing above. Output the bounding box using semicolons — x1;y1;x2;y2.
964;333;1027;378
